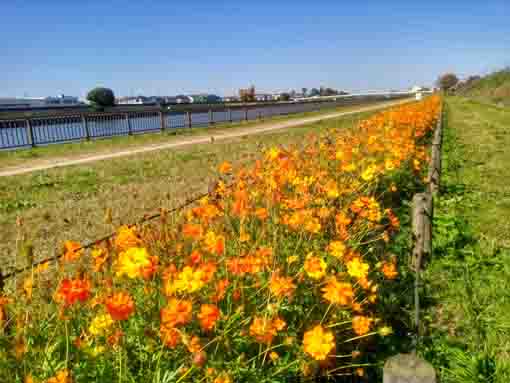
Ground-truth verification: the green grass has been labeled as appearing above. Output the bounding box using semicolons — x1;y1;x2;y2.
0;110;376;270
459;68;510;106
419;97;510;382
0;100;397;169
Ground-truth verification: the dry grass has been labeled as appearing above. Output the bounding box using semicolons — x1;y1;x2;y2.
0;112;372;270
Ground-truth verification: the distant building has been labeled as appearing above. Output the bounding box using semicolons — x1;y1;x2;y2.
175;95;192;104
0;94;81;110
224;95;240;103
411;85;426;93
0;97;46;109
254;94;273;102
44;94;80;105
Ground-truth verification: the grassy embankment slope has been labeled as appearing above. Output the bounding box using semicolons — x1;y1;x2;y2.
421;97;510;382
457;68;510;107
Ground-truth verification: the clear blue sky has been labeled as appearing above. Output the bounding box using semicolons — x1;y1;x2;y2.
2;0;509;98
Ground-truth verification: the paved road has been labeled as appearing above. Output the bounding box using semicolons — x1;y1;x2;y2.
0;99;411;178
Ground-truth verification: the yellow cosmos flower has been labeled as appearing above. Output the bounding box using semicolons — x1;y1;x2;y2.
303;325;335;361
304;253;327;279
116;247;151;278
361;165;377;181
347;257;369;279
385;159;396;171
328;241;346;259
267;147;280;160
115;225;141;252
174;266;205;293
89;313;114;336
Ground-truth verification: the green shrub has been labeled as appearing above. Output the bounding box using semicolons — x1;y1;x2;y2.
86;87;115;107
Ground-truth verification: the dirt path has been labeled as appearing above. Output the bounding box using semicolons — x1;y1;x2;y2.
0;99;410;177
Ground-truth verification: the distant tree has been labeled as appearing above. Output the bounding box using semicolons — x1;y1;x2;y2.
87;87;115;107
437;73;459;91
319;86;325;96
309;88;320;97
280;93;291;101
323;87;338;96
289;89;297;98
302;88;308;97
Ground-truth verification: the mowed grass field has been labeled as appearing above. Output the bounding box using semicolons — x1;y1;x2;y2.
422;97;510;381
0;109;378;270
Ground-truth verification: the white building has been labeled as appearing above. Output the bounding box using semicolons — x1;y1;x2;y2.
116;96;146;105
0;97;47;109
0;95;81;109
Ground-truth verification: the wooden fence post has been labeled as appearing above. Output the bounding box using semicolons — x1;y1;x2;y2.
428;110;443;194
25;119;35;147
244;107;248;121
411;192;432;271
228;108;232;123
82;115;91;140
187;111;192;128
160;111;166;132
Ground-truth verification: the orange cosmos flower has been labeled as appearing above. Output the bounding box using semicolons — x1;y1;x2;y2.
254;207;268;220
182;223;203;240
62;241;82;262
115;225;141;252
213;374;232;383
381;259;398;279
328;240;346;259
352;315;373;336
321;278;353;306
204;231;225;255
46;369;72;383
55;277;91;306
249;316;286;345
218;161;232;174
141;256;159;279
105;292;135;320
159;325;181;349
303;253;327;279
385;209;400;230
91;247;109;272
269;273;296;299
197;304;220;331
0;296;13;326
211;278;229;302
303;325;335;361
161;298;193;328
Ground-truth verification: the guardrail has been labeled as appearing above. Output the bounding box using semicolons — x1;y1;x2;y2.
0;93;413;150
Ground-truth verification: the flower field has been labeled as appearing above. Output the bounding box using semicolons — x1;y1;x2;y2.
0;95;440;382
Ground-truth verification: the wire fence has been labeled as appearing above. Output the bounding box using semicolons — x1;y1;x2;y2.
0;184;226;289
0;93;413;150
